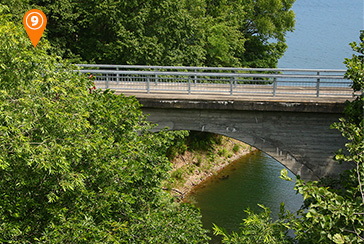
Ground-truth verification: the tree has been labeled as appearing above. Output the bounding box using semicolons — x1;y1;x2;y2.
0;5;209;243
6;0;295;67
15;0;206;65
214;35;364;243
213;204;293;244
202;0;295;67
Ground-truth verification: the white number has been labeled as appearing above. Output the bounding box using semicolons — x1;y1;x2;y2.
31;16;38;26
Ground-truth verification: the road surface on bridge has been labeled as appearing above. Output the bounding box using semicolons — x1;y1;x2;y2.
100;81;356;102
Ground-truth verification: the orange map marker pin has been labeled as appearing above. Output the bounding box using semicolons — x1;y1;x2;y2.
23;9;47;47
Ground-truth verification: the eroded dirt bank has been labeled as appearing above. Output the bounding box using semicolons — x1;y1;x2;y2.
164;137;256;198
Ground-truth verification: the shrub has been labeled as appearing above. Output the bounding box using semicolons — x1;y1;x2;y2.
233;144;240;153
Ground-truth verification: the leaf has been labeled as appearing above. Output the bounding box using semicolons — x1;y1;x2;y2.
332;233;345;244
280;168;293;181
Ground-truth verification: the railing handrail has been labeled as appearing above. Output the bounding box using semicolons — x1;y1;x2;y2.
76;69;347;81
75;64;347;73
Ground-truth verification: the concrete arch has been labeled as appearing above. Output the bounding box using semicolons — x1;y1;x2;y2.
140;99;353;181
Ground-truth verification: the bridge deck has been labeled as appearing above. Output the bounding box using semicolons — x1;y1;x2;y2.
98;81;357;103
101;81;358;114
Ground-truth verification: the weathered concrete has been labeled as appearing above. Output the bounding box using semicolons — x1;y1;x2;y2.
136;97;353;181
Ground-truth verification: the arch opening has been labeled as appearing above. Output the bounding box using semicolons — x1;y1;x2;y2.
163;128;300;178
143;106;350;181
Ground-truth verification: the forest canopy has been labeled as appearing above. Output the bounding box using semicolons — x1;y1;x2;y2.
3;0;295;67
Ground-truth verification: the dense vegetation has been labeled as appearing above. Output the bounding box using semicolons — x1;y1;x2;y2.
0;5;209;243
2;0;295;68
214;34;364;243
4;1;362;243
0;1;293;242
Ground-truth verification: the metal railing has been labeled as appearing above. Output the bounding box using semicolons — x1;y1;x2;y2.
76;64;355;98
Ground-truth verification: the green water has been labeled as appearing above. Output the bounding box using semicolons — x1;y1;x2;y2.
186;150;303;243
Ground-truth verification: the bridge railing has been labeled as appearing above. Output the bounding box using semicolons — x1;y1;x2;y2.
76;64;355;98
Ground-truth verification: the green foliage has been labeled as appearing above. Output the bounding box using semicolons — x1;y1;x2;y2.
343;33;364;125
17;0;207;65
166;131;224;160
218;148;229;157
165;130;189;160
171;168;185;180
128;200;209;244
345;33;364;94
214;37;364;243
213;204;294;244
204;0;295;67
195;155;203;167
0;8;209;243
240;0;296;67
187;131;223;151
7;0;295;68
232;144;240;153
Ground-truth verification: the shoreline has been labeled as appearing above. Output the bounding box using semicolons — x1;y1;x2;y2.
184;149;258;198
164;138;256;198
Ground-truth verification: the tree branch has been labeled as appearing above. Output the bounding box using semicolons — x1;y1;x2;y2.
356;161;364;206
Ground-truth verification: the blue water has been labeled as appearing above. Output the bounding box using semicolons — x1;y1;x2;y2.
278;0;363;69
187;151;303;243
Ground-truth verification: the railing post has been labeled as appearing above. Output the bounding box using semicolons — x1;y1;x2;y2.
194;69;197;86
154;68;158;85
188;76;191;95
273;77;277;97
116;68;119;85
230;77;233;95
316;71;320;97
147;75;150;94
273;71;278;97
106;73;109;89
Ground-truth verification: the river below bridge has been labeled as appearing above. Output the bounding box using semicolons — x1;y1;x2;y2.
185;151;303;243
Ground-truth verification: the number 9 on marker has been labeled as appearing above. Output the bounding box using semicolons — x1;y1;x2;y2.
31;15;39;26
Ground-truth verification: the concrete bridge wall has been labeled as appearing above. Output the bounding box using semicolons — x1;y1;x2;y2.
138;98;353;181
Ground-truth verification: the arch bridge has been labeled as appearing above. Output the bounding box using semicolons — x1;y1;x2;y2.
78;64;359;181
